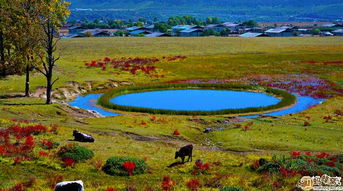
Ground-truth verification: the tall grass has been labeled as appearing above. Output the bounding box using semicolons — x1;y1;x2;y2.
98;83;296;115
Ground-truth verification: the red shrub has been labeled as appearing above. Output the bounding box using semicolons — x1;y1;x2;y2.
316;152;329;158
242;126;249;131
186;179;200;191
63;158;75;167
94;160;103;171
25;136;35;148
39;151;49;157
14;157;22;165
161;176;176;191
292;152;301;158
106;188;115;191
151;116;157;121
303;121;311;126
173;130;180;136
335;110;343;115
123;161;136;176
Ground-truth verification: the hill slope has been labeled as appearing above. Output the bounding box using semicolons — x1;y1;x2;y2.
68;0;343;21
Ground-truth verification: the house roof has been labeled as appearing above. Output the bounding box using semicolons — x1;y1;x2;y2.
129;30;151;35
145;32;169;37
321;24;337;27
239;32;264;37
172;25;195;30
126;26;147;31
259;22;333;27
222;22;240;27
265;27;288;33
205;24;220;28
68;26;85;30
179;28;203;33
332;29;343;33
145;24;155;29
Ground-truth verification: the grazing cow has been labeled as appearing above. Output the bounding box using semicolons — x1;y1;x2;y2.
175;144;193;163
73;130;95;142
55;180;84;191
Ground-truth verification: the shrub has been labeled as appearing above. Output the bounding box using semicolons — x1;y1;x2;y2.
58;144;94;162
102;156;147;176
161;176;176;191
221;187;244;191
186;179;200;191
254;152;343;177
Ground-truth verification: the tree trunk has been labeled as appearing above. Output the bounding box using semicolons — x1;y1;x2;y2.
25;64;30;97
46;71;52;104
0;30;5;77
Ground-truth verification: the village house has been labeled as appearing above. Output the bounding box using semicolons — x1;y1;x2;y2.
171;25;204;36
258;22;334;29
239;32;267;37
332;29;343;36
145;32;170;37
68;25;87;34
265;26;295;37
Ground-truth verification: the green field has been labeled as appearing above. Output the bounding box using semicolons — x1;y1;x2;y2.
0;37;342;190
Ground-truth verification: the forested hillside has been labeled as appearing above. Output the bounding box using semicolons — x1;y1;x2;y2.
68;0;343;21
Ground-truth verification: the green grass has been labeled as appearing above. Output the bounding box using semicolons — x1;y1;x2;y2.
0;37;342;190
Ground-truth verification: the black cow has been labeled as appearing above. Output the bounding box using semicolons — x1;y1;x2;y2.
73;130;95;143
175;144;193;163
55;181;83;191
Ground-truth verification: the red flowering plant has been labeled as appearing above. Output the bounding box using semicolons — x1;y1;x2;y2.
253;152;343;177
0;123;55;161
186;179;200;191
191;160;210;175
41;139;60;150
173;130;180;136
83;56;186;78
0;178;36;191
161;176;176;191
123;161;136;176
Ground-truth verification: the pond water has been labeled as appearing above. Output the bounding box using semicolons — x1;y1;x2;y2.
68;94;120;117
110;89;281;111
68;92;324;118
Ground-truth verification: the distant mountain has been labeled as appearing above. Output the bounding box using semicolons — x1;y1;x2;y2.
68;0;343;21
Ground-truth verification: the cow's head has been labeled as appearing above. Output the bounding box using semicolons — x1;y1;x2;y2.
174;151;179;159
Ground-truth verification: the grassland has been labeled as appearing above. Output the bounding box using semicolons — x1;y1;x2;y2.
0;37;342;190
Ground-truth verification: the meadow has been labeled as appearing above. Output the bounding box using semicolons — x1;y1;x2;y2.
0;37;342;190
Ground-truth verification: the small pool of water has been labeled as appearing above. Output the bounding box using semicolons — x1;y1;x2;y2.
110;89;281;111
68;94;120;117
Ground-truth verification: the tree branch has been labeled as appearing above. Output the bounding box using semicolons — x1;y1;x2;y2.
35;67;47;77
51;77;59;86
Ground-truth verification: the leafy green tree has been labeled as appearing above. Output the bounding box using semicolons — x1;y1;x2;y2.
312;28;321;35
154;22;170;33
11;0;44;96
203;29;220;36
220;28;231;36
134;21;144;27
35;0;70;104
242;20;258;27
0;0;24;77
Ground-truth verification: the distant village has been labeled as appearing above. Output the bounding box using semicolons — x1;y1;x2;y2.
60;18;343;38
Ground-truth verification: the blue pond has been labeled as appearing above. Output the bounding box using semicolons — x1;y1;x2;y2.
68;94;120;117
68;90;324;118
110;89;281;111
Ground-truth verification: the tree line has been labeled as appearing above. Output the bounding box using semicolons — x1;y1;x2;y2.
0;0;70;104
